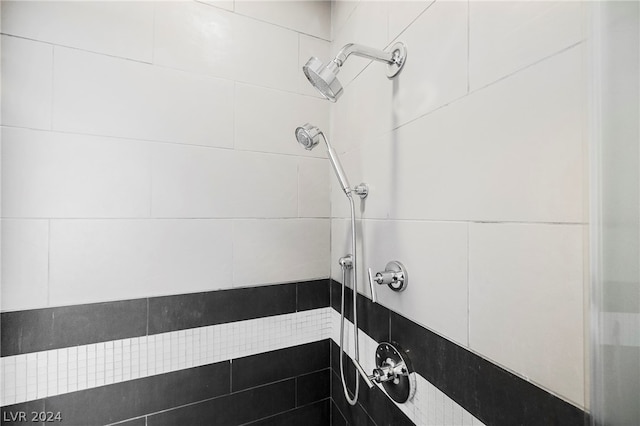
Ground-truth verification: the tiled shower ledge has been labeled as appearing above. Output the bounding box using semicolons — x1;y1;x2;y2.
1;306;484;426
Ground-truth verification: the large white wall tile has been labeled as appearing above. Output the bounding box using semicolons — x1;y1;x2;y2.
469;222;585;407
153;2;236;81
331;0;359;40
196;0;234;12
52;47;234;147
390;0;468;127
235;1;330;40
232;151;298;218
387;0;435;43
2;128;150;218
49;220;233;306
1;36;53;130
1;1;154;62
330;63;394;153
233;219;329;286
298;158;331;218
469;1;584;89
1;220;49;312
151;144;235;218
234;83;328;157
299;35;331;98
355;46;584;223
331;218;469;345
154;2;299;92
231;12;300;92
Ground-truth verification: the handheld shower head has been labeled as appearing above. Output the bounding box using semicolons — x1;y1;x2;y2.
295;123;321;150
294;123;351;196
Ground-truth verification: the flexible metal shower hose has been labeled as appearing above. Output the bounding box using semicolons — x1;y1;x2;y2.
339;193;361;406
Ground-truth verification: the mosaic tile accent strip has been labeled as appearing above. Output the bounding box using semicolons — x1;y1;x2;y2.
0;308;332;407
329;310;486;426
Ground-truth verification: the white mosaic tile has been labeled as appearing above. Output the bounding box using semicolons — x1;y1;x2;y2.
1;307;331;407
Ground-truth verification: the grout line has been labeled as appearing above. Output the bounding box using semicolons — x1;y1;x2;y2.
50;44;55;131
46;220;51;307
466;222;471;346
385;41;585;136
0;123;328;161
467;0;471;94
0;216;333;221
151;2;156;65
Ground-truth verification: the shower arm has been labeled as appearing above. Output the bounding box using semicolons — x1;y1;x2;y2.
332;43;399;67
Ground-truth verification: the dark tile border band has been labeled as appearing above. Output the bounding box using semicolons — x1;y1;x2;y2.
1;340;331;426
1;279;330;357
329;279;589;426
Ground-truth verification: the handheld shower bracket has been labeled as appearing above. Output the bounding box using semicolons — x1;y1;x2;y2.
353;183;369;199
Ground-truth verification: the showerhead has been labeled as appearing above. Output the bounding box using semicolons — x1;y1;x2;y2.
294;123;352;196
295;123;321;150
302;57;343;102
302;42;407;102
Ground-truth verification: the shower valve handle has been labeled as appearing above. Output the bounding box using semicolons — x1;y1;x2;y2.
367;268;378;303
368;261;409;297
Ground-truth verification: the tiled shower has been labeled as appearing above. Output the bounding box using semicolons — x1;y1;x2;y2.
1;1;638;426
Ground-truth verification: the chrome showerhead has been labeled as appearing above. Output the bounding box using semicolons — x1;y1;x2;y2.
302;57;343;102
302;42;407;102
295;123;321;150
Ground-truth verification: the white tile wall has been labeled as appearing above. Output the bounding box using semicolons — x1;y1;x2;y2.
2;127;150;219
389;0;468;128
52;47;235;147
469;223;585;407
234;1;331;40
1;36;53;130
298;158;331;218
233;219;330;287
153;2;236;81
1;0;331;312
350;219;470;346
1;220;49;311
49;220;234;306
1;1;154;62
151;144;236;219
232;151;299;218
332;45;585;224
154;1;301;93
469;1;584;89
234;83;328;157
329;0;588;409
387;1;435;43
331;0;359;41
0;308;332;407
196;1;234;13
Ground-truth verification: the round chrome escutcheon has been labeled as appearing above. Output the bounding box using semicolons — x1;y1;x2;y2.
375;342;416;403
